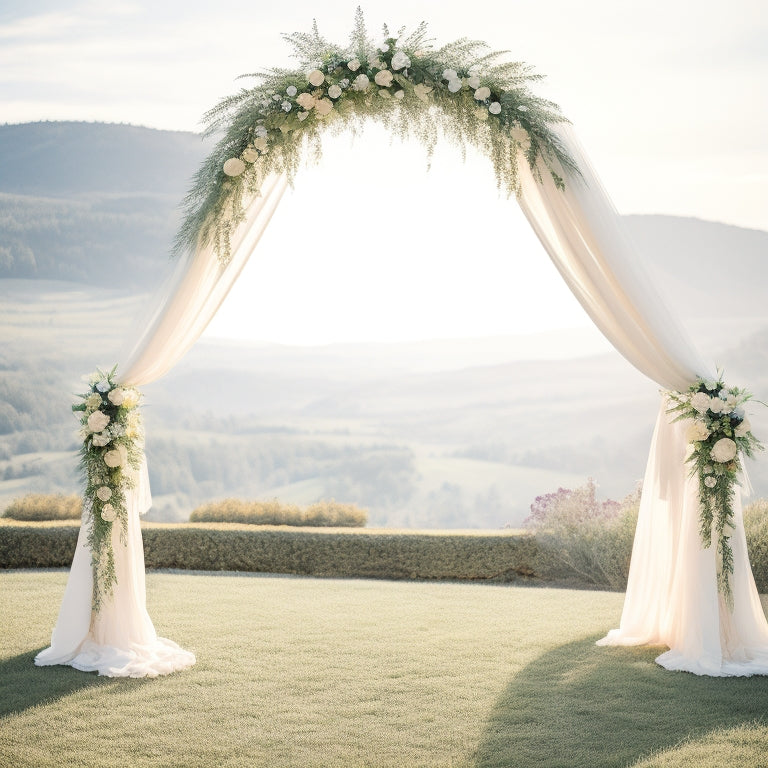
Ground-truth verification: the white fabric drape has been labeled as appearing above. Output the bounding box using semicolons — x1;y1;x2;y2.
35;175;288;677
519;125;768;676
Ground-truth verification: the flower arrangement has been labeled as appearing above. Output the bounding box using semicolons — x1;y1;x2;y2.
667;375;763;606
175;9;578;263
72;366;144;611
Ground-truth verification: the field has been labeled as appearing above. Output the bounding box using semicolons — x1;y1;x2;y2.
3;571;768;767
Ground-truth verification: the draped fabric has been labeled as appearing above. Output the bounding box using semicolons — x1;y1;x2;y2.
37;120;768;678
35;175;289;677
518;125;768;676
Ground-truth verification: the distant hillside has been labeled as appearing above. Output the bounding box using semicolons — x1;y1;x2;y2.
0;122;210;288
1;121;766;303
0;121;207;197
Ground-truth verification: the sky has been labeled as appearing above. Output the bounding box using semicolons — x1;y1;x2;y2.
2;0;766;347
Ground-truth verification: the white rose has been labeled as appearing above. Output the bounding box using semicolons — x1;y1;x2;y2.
374;70;393;87
328;84;342;99
92;432;111;447
223;158;245;177
297;111;309;121
443;68;458;81
347;58;361;72
474;86;491;100
308;69;325;87
447;79;462;93
686;420;710;443
735;419;752;438
95;380;110;393
100;504;117;522
254;125;268;138
690;392;711;414
394;90;405;99
489;102;502;115
314;98;333;116
704;476;717;489
380;43;390;53
253;137;268;151
391;51;411;70
296;92;316;110
353;74;370;91
708;397;725;414
242;148;258;163
711;437;737;463
104;447;125;468
87;410;110;433
286;85;298;97
96;486;112;502
107;388;125;406
467;75;481;89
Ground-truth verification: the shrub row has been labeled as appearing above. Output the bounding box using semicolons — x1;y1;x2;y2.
3;493;82;521
0;521;536;582
189;499;367;527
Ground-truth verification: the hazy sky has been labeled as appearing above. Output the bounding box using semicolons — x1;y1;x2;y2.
2;0;766;346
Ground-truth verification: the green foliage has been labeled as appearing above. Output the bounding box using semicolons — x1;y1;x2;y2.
0;522;79;567
2;493;82;521
189;498;368;527
176;12;576;260
525;480;640;590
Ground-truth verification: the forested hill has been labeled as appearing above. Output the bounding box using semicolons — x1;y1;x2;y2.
0;121;206;197
0;122;209;289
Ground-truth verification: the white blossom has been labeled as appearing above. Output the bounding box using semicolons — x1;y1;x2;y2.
107;388;124;406
286;85;298;97
391;51;411;70
328;84;342;99
374;70;393;87
353;74;370;91
314;98;333;116
474;86;491;101
711;437;738;463
686;420;710;443
704;476;717;488
101;504;117;522
489;102;502;115
296;92;316;110
735;419;752;438
87;410;110;433
690;392;712;414
447;79;462;93
96;486;112;502
347;58;361;71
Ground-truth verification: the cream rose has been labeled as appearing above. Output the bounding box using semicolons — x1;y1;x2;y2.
352;74;370;91
96;486;112;502
223;158;245;177
328;84;342;99
104;446;127;468
414;83;432;102
347;58;361;72
474;86;491;101
308;69;325;86
314;98;333;116
374;70;393;87
735;419;752;438
107;388;125;406
489;102;502;115
100;504;117;522
87;410;110;433
92;432;111;447
296;92;316;110
711;437;737;463
686;420;710;443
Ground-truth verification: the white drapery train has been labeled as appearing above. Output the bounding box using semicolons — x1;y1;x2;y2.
36;129;768;677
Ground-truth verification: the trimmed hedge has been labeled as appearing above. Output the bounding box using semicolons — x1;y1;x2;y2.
0;521;537;582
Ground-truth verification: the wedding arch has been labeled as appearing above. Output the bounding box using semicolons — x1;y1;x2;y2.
35;13;768;678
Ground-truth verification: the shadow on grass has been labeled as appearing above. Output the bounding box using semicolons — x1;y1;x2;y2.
0;649;130;719
473;635;768;768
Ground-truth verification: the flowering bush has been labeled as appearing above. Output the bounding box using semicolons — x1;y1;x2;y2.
524;479;640;590
72;366;144;610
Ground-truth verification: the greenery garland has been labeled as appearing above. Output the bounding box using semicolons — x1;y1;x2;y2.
73;366;144;611
666;375;762;607
174;9;578;262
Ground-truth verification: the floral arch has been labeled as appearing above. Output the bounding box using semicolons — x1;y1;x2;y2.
35;13;768;679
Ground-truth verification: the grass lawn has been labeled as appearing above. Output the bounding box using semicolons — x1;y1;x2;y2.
2;572;768;767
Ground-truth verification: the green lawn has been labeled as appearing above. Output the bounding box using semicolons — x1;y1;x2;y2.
2;572;768;767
